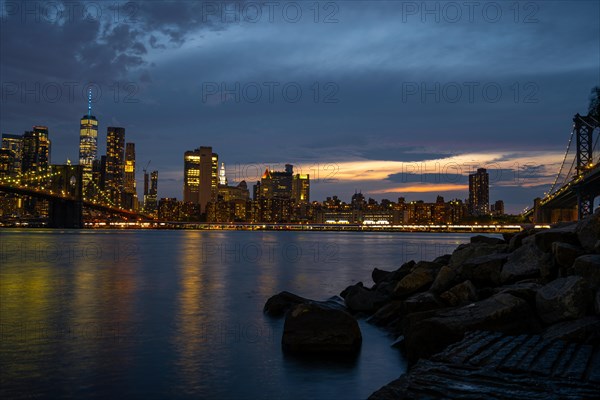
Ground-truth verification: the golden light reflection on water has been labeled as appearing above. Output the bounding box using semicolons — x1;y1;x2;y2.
172;231;209;394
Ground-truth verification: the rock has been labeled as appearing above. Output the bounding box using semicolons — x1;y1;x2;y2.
404;293;539;363
432;254;451;265
440;280;478;306
500;242;546;283
596;289;600;315
383;261;416;283
264;291;310;317
508;229;536;252
372;268;393;284
534;228;578;253
495;282;541;305
402;292;444;315
344;282;389;313
576;208;600;251
459;253;508;287
542;316;600;343
595;240;600;253
367;300;404;327
552;242;586;268
571;254;600;289
393;262;441;298
282;303;362;354
369;331;600;400
470;235;505;245
429;265;458;294
449;243;508;268
535;276;591;325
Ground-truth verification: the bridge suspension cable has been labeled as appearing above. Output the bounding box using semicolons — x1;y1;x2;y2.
544;124;576;198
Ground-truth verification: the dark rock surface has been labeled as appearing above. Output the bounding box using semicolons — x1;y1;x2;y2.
535;276;591;325
571;254;600;288
281;303;362;354
500;242;546;283
542;316;600;343
470;235;506;245
552;242;585;268
404;293;539;363
429;265;458;294
459;253;508;287
343;282;389;313
264;291;312;317
449;243;508;268
369;331;600;400
576;208;600;251
440;280;477;306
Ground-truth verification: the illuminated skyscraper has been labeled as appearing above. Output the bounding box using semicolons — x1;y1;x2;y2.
292;174;310;204
144;170;158;215
22;126;50;174
79;90;98;186
123;142;137;210
105;127;125;206
183;146;218;213
469;168;489;216
1;134;23;175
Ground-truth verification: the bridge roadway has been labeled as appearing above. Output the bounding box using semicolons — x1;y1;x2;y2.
0;183;149;226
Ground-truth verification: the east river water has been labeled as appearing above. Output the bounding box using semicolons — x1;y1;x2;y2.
0;230;475;399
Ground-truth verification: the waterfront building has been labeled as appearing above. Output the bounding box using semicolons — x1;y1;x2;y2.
105;127;125;207
469;168;490;216
123;142;138;210
183;146;218;213
1;134;23;175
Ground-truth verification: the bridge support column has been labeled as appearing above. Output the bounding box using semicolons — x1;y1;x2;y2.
48;199;83;229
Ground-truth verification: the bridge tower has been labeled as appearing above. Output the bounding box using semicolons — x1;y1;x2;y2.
573;113;598;219
48;164;84;228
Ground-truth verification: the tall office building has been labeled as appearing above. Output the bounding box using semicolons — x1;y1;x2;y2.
123;142;137;210
291;174;310;204
183;146;218;213
144;170;158;215
1;134;23;175
105;127;125;206
79;91;98;186
469;168;489;216
21;126;50;174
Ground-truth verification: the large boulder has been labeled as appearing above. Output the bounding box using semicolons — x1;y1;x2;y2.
495;282;541;305
535;276;591;325
343;282;389;314
508;229;537;252
367;300;404;327
576;208;600;251
440;280;478;306
500;242;547;283
429;265;458;294
459;253;508;287
264;291;311;317
393;261;441;298
596;289;600;315
470;235;505;245
402;291;444;315
404;293;539;363
533;227;578;253
372;268;393;284
282;303;362;354
449;243;508;268
571;254;600;289
552;242;586;268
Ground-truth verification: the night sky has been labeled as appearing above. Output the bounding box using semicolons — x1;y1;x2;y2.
1;1;599;213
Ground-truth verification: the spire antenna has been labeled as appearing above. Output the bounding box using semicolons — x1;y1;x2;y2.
87;88;92;117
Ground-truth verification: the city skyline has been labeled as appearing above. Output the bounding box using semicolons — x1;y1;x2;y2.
1;1;599;213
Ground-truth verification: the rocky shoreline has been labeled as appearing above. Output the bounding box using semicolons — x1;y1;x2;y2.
264;209;600;399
